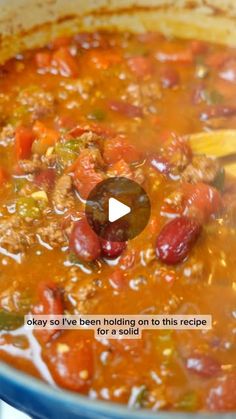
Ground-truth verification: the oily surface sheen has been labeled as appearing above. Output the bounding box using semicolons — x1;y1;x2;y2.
0;31;236;412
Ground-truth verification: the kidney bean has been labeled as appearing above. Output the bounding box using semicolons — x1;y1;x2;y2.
34;169;56;190
101;238;126;259
33;281;63;344
205;373;236;412
108;100;143;118
149;154;170;174
43;332;94;393
33;281;63;316
182;182;222;223
156;216;201;265
200;105;236;120
160;66;180;88
69;219;101;262
186;354;221;378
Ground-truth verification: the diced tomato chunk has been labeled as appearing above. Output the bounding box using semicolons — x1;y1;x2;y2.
107;159;133;179
205;373;236;412
34;169;56;190
189;40;208;55
127;56;153;77
43;332;94;393
206;52;232;69
186;354;221;378
51;36;72;49
69;123;114;139
73;149;105;199
15;126;35;160
0;168;8;184
52;47;78;77
32;121;60;154
87;49;122;70
182;182;222;223
160;66;180;88
35;51;52;68
103;136;141;164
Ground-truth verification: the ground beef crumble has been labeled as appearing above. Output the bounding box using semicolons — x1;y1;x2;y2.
0;215;33;253
37;220;68;248
17;87;55;120
0;124;15;147
52;174;75;212
18;154;42;174
182;155;220;184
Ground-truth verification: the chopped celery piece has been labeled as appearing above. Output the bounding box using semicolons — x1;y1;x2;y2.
129;385;147;408
87;109;106;121
176;391;198;411
203;89;223;105
55;139;83;167
0;310;24;331
13;178;27;193
16;196;41;219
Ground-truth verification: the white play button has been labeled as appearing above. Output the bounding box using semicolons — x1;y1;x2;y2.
85;177;151;241
108;197;131;223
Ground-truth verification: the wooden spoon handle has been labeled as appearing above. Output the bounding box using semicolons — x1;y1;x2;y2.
189;129;236;157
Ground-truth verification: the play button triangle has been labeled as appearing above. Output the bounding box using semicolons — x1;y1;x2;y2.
108;197;131;223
